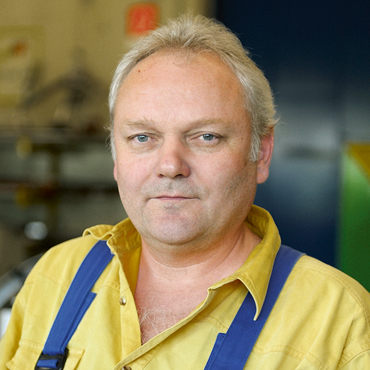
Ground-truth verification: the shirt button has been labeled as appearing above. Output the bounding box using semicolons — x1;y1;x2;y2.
123;366;132;370
119;295;127;305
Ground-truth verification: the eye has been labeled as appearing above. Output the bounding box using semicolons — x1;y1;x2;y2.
135;134;149;142
201;134;216;141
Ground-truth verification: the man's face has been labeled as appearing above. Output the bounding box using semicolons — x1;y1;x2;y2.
113;51;270;251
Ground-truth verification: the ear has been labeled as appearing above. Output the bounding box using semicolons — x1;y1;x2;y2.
113;160;118;181
256;134;274;184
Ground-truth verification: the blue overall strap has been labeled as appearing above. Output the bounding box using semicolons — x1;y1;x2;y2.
35;240;113;370
204;245;304;370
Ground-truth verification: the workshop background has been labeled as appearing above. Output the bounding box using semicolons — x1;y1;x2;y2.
0;0;369;333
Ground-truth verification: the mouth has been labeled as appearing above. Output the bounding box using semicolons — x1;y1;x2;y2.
149;192;200;202
154;195;193;200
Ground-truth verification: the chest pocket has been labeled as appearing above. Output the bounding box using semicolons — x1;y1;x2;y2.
7;340;84;370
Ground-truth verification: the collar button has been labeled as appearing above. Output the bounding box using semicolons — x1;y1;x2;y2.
119;296;127;305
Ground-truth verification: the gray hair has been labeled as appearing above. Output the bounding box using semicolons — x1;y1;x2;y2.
108;15;277;161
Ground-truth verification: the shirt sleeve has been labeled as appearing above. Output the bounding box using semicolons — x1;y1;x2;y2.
0;285;27;368
339;350;370;369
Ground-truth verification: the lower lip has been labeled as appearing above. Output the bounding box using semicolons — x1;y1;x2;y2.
156;197;190;200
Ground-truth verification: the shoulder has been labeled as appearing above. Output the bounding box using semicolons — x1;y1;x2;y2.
25;234;103;292
286;255;370;366
287;255;370;318
13;234;116;334
292;255;370;307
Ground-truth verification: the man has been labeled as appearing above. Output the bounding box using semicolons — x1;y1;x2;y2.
1;15;370;369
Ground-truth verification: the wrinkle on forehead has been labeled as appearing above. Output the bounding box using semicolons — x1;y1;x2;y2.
124;49;244;95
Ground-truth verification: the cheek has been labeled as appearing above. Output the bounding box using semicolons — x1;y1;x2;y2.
202;155;248;195
114;157;133;195
113;161;118;181
225;159;257;197
114;156;149;193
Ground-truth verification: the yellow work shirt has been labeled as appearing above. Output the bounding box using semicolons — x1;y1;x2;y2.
1;205;370;369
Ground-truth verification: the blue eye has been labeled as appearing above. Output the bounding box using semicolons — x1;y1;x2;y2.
202;134;215;141
136;135;149;142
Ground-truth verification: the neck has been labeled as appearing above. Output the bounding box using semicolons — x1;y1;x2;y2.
138;222;260;291
134;223;261;343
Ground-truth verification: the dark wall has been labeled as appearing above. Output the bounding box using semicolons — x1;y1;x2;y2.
217;0;370;266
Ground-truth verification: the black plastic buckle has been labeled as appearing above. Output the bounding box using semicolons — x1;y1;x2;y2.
35;348;69;370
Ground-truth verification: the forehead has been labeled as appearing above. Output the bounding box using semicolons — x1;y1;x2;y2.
130;48;239;78
114;50;249;128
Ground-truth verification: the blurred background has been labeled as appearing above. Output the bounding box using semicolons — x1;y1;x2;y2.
0;0;369;333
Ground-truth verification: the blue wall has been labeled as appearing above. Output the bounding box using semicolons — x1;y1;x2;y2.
217;0;370;266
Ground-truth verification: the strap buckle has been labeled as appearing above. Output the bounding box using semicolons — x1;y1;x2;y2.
35;348;68;370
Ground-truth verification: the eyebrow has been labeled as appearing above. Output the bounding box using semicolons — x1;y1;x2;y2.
119;119;154;128
119;118;237;132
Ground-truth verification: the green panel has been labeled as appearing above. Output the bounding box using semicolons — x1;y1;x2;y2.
340;149;370;291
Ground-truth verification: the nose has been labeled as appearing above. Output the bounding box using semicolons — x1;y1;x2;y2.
155;138;191;179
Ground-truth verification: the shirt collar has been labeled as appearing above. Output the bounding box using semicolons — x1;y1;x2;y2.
84;218;141;254
83;205;281;320
212;205;281;320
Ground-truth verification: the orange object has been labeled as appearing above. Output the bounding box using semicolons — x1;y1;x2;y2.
126;3;159;37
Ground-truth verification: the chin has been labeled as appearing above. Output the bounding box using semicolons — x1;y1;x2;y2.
145;220;204;247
